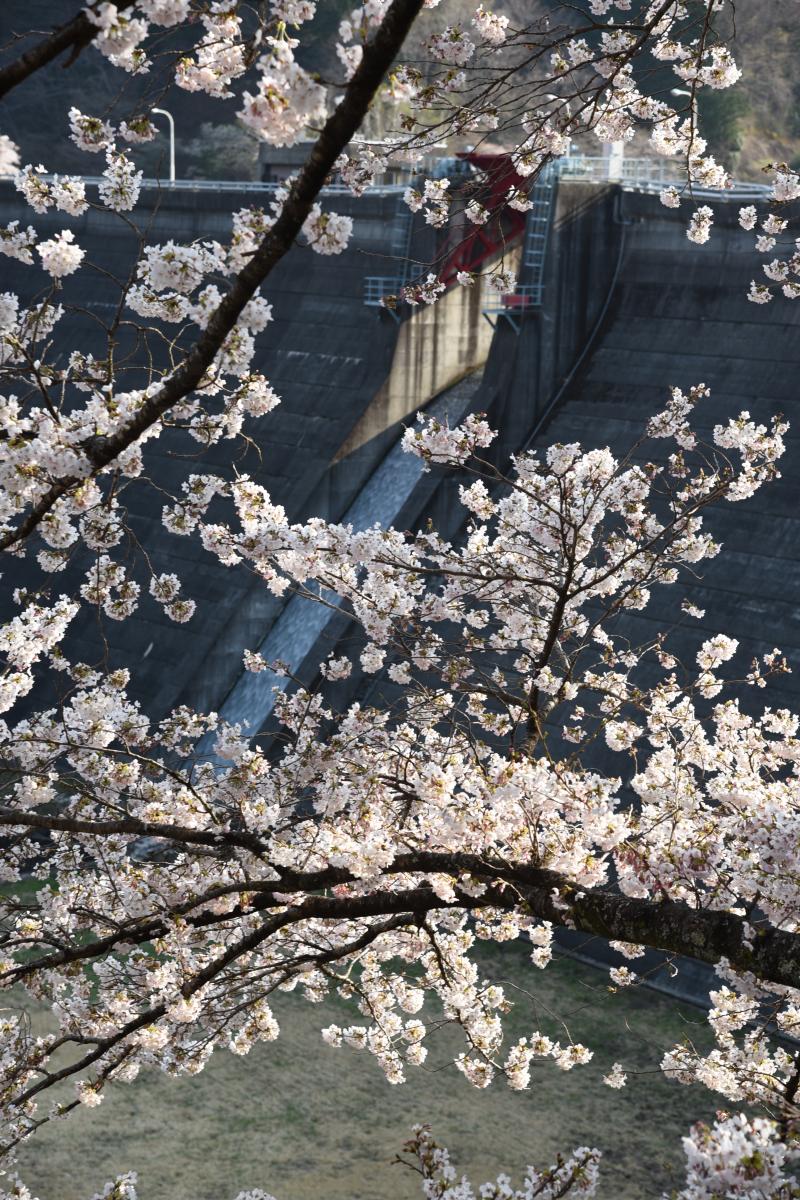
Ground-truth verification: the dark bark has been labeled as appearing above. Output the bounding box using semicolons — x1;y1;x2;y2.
0;4;137;100
5;831;800;992
0;804;269;854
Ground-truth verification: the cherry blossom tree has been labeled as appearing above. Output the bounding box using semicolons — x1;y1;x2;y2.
1;2;800;1198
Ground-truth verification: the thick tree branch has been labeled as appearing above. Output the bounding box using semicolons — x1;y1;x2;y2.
0;805;269;855
6;842;800;991
0;5;136;100
0;0;425;553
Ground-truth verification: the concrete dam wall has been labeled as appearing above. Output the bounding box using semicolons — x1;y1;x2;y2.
0;180;499;717
526;187;800;708
5;174;798;735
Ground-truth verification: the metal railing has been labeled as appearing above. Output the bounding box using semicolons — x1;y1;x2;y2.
364;275;407;307
557;154;772;199
521;162;558;304
484;283;542;309
620;175;772;201
559;155;667;186
2;161;771;200
0;173;409;197
482;284;543;331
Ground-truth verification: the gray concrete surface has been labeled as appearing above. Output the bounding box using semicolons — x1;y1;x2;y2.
0;181;404;716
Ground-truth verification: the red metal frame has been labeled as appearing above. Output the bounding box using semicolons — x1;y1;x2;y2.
438;151;528;288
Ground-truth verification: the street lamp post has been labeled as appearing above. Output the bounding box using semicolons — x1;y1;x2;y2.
152;107;176;184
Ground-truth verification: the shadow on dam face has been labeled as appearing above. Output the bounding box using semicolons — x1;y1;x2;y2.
529;188;800;712
0;182;401;717
4;179;800;733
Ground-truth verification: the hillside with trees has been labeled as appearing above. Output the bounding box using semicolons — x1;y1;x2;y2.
3;1;799;180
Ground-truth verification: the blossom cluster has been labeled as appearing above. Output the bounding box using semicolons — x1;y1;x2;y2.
732;166;800;304
239;35;326;146
399;1125;601;1199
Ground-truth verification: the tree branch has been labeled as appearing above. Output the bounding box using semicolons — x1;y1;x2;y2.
0;805;268;855
0;4;136;100
7;843;800;991
0;0;425;552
